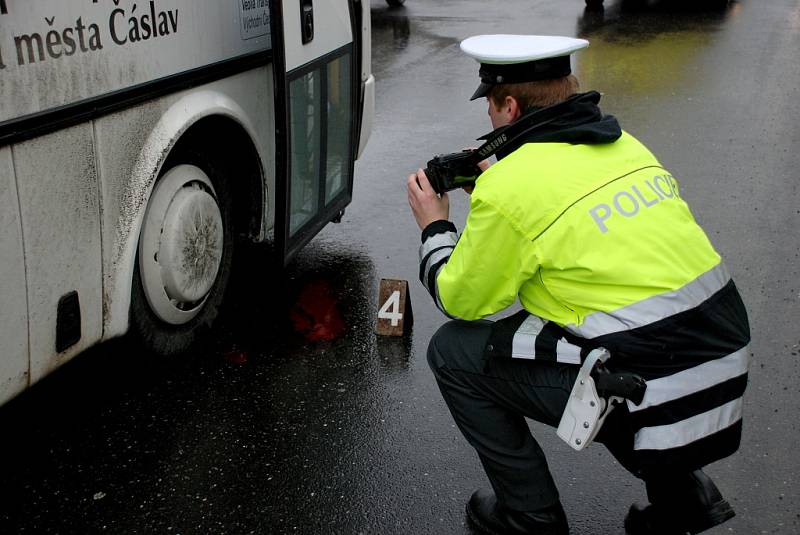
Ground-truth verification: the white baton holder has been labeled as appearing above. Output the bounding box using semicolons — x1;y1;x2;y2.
556;348;620;451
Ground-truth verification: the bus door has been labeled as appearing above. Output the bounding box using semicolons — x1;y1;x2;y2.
271;0;362;264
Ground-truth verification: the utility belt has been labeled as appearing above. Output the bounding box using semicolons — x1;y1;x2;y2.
556;348;647;450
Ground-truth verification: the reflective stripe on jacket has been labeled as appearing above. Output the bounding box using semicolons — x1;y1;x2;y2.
418;131;750;471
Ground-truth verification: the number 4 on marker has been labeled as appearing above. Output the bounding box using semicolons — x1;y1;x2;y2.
378;290;403;326
376;279;412;336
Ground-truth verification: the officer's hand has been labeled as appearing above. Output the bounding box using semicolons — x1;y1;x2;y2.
407;168;449;230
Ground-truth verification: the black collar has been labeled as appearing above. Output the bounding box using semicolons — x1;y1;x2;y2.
478;91;622;160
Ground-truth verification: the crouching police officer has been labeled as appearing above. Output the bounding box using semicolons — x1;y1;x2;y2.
406;35;750;535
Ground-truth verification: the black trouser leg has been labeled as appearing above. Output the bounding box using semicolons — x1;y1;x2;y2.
644;469;726;510
427;320;580;511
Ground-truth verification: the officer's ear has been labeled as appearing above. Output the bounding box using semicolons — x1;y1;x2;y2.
504;95;522;122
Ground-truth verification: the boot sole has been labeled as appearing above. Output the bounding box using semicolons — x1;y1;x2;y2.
465;501;569;535
465;501;503;535
625;500;736;535
687;500;735;534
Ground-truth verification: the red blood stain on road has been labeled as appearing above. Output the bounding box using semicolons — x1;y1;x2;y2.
223;349;248;364
289;280;347;342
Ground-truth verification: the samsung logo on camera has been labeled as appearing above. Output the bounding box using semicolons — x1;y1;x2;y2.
478;133;507;158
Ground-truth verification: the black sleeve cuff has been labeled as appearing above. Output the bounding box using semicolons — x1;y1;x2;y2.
421;220;457;243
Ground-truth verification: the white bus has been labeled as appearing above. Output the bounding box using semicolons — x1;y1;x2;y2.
0;0;374;406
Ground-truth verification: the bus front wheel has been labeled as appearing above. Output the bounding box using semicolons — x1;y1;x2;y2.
130;161;234;356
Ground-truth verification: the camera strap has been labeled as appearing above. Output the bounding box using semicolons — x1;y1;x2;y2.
468;93;586;165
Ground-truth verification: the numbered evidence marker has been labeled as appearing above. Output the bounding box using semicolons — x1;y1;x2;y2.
376;279;413;336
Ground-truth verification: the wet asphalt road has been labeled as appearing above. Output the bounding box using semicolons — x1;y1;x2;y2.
1;0;799;533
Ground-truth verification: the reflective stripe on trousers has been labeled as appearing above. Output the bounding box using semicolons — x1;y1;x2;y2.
628;345;749;451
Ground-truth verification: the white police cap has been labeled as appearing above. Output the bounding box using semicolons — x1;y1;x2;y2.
460;35;589;100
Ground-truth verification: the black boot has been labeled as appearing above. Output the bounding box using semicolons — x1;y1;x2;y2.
466;488;569;535
624;470;735;534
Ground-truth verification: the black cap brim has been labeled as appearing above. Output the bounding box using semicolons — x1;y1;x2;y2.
469;56;573;101
470;82;493;101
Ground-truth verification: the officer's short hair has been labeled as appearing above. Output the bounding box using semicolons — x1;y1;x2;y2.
487;74;580;110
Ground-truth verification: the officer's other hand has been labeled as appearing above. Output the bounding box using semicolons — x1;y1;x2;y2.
407;168;449;230
461;147;491;195
462;146;492;173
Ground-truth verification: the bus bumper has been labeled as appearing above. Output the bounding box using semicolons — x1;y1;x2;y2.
356;74;375;160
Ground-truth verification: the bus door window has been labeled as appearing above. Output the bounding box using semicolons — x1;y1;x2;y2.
325;55;352;204
287;48;354;239
289;70;323;236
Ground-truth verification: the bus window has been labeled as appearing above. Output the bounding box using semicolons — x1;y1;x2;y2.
326;55;354;204
0;0;374;406
285;49;354;240
289;69;323;236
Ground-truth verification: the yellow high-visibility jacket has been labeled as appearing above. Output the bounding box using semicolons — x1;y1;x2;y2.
418;128;750;471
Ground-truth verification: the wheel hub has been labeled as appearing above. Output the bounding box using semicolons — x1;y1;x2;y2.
159;186;223;305
139;165;224;325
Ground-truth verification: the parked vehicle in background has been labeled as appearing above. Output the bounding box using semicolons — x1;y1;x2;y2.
585;0;729;7
0;0;374;406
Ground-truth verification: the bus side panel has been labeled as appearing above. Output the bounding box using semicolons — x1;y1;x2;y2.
0;0;271;125
281;0;353;71
94;70;274;340
13;125;103;384
94;97;169;339
219;68;276;240
0;146;30;405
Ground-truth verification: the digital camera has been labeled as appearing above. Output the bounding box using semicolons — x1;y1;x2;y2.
424;150;483;195
421;93;583;195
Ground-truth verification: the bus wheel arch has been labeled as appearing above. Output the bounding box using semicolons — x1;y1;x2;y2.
129;115;264;355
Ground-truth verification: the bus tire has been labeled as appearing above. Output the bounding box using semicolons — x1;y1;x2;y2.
130;158;234;356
